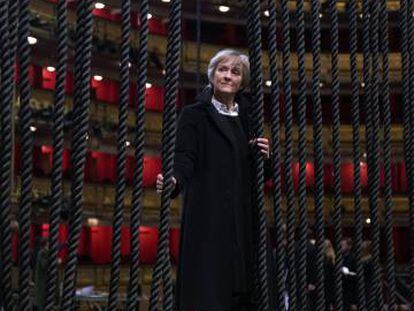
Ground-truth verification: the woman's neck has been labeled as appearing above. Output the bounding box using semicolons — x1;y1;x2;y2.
213;92;235;110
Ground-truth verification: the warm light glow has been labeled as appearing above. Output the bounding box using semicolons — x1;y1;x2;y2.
125;141;131;147
46;66;55;72
161;0;170;2
264;10;269;17
27;36;37;45
30;126;37;132
319;82;324;88
319;13;323;18
145;82;152;89
147;13;153;19
365;218;371;224
361;82;365;88
87;218;99;226
218;5;230;13
94;2;105;9
265;80;272;87
93;75;103;81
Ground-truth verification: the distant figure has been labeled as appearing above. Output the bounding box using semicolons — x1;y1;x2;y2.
324;240;336;311
33;238;49;310
341;238;357;310
361;240;374;306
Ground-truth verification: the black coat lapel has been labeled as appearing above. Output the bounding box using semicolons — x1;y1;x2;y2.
205;104;237;150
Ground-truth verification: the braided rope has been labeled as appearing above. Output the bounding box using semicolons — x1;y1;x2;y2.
295;0;308;309
60;1;94;308
347;0;366;310
149;1;181;310
43;0;68;309
379;0;396;309
367;2;385;309
8;0;18;60
311;0;326;310
0;0;17;308
280;0;297;309
267;1;285;310
406;0;414;306
329;0;344;309
16;0;34;309
246;1;269;310
107;0;131;309
126;0;149;309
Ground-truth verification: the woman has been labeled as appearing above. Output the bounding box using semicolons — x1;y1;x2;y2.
156;49;270;310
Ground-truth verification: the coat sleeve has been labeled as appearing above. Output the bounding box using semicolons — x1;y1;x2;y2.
171;107;199;198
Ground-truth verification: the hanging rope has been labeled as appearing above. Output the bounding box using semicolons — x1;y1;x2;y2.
267;1;285;310
245;0;269;309
43;0;68;309
16;0;34;309
379;0;396;309
406;0;414;306
0;0;18;308
107;0;131;309
295;0;308;309
347;0;366;310
126;0;149;309
60;1;94;309
366;2;385;309
149;0;181;310
311;0;326;310
196;0;201;93
329;0;344;309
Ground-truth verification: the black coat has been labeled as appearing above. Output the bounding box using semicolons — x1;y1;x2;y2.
172;87;256;310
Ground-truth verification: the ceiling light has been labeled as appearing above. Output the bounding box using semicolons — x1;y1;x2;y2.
365;218;371;224
94;2;105;9
27;36;37;45
46;66;55;72
93;75;103;81
147;13;153;19
161;0;170;2
125;140;131;147
145;82;152;88
30;126;37;132
218;5;230;13
319;13;323;18
319;82;324;88
361;82;365;88
265;80;272;87
87;217;99;226
264;10;269;17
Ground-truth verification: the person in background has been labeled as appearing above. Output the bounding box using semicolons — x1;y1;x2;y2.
341;237;357;310
156;48;271;310
324;239;336;311
361;240;374;307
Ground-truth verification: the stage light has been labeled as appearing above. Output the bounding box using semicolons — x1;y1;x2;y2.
264;10;269;17
30;126;37;132
218;5;230;13
145;82;152;89
161;0;170;2
46;66;55;72
27;36;37;45
265;80;272;87
93;74;103;81
125;140;131;147
147;13;153;19
94;2;105;9
365;218;371;224
87;218;99;226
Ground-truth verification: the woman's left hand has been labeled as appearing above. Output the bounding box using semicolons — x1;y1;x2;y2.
250;137;270;159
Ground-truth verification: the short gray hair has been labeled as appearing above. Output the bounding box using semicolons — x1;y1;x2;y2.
207;49;250;89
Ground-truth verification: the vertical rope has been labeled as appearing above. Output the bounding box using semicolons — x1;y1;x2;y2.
267;1;285;310
16;0;33;309
347;0;366;310
60;1;94;308
379;0;396;309
0;0;17;308
295;0;308;309
149;0;181;309
366;2;385;309
196;0;201;93
126;0;149;309
43;0;68;309
406;0;414;306
280;0;297;309
245;1;269;310
311;0;326;310
107;0;131;309
329;0;344;309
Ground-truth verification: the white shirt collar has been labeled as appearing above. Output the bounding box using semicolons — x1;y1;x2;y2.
211;97;239;117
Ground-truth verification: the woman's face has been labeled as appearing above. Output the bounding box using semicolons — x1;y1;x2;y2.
212;56;243;97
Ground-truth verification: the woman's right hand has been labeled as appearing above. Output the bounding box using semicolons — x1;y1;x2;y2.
156;174;177;194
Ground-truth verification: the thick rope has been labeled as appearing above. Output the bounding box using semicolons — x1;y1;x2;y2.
0;0;17;308
280;0;297;309
367;2;385;309
16;0;34;309
406;0;414;306
60;1;94;309
329;0;344;310
245;1;269;310
379;0;396;309
295;0;308;309
311;0;326;310
267;1;285;310
44;0;68;309
107;0;131;309
126;0;149;309
347;0;366;310
149;1;181;310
